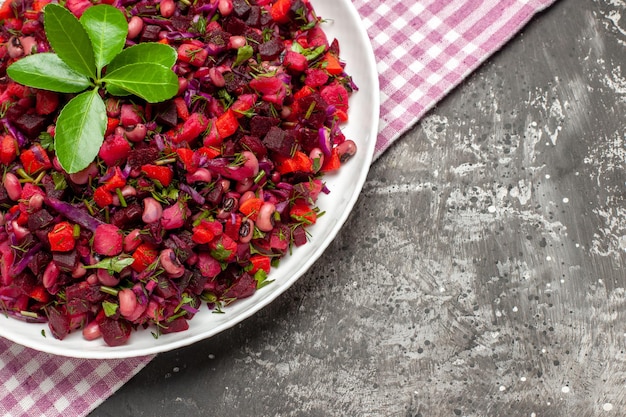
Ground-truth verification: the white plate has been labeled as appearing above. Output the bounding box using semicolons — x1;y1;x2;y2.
0;0;380;359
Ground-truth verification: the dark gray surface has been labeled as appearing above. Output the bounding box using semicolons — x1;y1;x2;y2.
89;0;626;416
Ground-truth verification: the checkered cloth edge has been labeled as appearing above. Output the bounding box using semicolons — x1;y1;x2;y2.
0;338;150;417
361;0;558;160
0;1;557;416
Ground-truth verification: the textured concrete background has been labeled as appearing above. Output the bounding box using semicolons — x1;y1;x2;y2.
90;0;626;416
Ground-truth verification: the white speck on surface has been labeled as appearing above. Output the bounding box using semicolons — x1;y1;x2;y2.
520;376;527;382
512;306;519;312
488;205;496;213
561;386;570;393
603;403;614;411
208;354;215;359
546;256;552;261
173;367;179;373
499;385;506;391
563;197;569;203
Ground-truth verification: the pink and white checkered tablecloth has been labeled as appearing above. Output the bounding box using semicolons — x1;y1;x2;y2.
0;0;557;416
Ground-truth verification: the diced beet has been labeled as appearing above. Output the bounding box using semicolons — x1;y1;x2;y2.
258;38;284;61
176;270;193;293
143;220;164;246
46;305;71;340
65;281;105;304
321;81;350;113
244;27;263;49
236;242;250;261
52;250;78;273
27;208;55;230
245;5;261;27
269;224;290;253
249;76;287;104
110;203;143;229
28;250;52;277
41;174;66;200
221;139;238;156
239;135;267;158
307;25;329;48
329;38;341;56
136;4;158;15
13;113;47;138
0;183;8;205
292;224;308;246
283;50;308;73
263;126;294;156
223;71;248;94
35;90;60;116
232;0;251;18
163;232;194;263
196;252;221;280
127;146;159;169
204;180;225;205
65;297;91;315
205;27;231;53
11;272;36;296
140;24;161;42
160;316;189;334
187;270;209;294
99;317;132;347
295;93;328;128
171;14;192;31
289;0;307;16
155;101;179;128
296;127;320;153
154;275;178;299
250;115;280;137
223;16;247;35
223;272;256;299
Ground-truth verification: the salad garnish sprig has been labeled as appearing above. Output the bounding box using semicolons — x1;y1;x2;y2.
7;3;179;174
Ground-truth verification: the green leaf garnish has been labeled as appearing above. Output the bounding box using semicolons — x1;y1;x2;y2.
234;45;253;67
102;300;119;317
6;4;179;173
102;63;179;103
6;53;92;93
43;3;97;79
80;4;128;74
54;89;107;174
106;43;178;73
85;256;135;274
254;269;274;289
291;42;326;61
